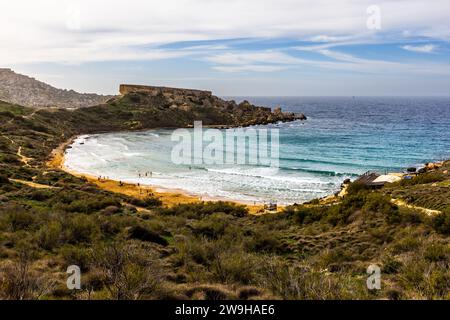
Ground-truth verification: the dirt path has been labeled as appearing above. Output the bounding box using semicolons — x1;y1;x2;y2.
1;135;15;145
23;109;40;120
391;198;441;216
1;134;34;166
9;179;58;189
17;146;33;166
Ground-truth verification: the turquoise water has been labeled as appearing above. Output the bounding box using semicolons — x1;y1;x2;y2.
64;97;450;204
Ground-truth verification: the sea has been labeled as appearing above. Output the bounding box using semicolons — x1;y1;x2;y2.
64;97;450;204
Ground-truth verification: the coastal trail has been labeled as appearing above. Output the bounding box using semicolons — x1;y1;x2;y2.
391;198;441;216
9;179;59;189
0;134;35;167
17;146;33;167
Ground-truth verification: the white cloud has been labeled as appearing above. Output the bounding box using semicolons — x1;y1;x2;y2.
204;46;450;76
307;49;450;75
401;44;436;53
206;51;301;65
1;0;450;64
205;51;307;73
212;65;288;73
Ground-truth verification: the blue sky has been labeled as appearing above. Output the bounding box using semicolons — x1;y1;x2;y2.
2;0;450;96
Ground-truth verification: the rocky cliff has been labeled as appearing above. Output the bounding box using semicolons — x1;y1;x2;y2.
113;85;306;127
0;68;113;109
119;84;212;98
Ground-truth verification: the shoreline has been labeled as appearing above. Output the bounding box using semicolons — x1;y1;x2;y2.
48;135;270;215
48;132;448;216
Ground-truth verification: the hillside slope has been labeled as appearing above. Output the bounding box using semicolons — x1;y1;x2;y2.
0;69;113;109
0;99;448;300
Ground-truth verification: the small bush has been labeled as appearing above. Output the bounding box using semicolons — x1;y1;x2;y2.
423;244;449;262
191;213;230;239
245;229;284;254
346;182;371;195
382;255;403;274
211;252;260;285
65;215;98;244
392;236;421;254
100;205;121;216
0;174;10;184
3;205;36;231
60;245;92;272
292;206;323;225
160;201;248;218
432;210;450;234
144;197;162;208
400;173;445;186
127;225;168;246
36;221;63;250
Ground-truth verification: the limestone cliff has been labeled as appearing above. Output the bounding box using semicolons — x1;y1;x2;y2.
112;85;306;127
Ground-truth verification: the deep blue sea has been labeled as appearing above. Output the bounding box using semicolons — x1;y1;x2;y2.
65;97;450;204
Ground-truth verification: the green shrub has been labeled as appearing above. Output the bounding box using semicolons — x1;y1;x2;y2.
65;215;98;244
191;213;230;239
392;236;421;254
0;154;20;164
292;206;323;225
346;182;371;195
432;210;450;234
60;245;92;272
100;205;121;216
382;255;403;274
26;189;54;201
400;173;445;186
363;193;398;216
2;205;36;231
127;225;168;246
244;229;284;254
36;221;63;250
144;197;162;208
423;244;449;262
160;201;247;218
258;259;366;299
211;252;260;285
0;174;9;184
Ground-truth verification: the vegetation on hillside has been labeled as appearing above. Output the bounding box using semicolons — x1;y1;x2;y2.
0;99;449;300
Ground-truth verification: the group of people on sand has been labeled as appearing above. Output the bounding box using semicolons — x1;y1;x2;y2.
113;171;156;197
96;171;157;198
138;171;153;178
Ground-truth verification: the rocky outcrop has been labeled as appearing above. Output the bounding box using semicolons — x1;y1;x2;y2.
0;68;306;125
119;84;211;98
112;86;306;127
0;68;113;109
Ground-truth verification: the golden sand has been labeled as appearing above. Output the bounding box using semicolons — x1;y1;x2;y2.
47;137;269;214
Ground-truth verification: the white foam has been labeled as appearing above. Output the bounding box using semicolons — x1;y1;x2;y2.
64;131;345;204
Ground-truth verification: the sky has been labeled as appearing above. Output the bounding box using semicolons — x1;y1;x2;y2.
1;0;450;96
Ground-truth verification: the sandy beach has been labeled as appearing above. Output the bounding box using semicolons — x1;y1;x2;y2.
47;136;269;215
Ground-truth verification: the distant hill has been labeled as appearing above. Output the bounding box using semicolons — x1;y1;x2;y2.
0;68;114;109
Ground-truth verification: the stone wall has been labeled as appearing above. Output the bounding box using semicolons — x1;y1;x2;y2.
119;84;212;98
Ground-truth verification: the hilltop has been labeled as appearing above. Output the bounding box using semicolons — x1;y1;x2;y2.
0;69;113;109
